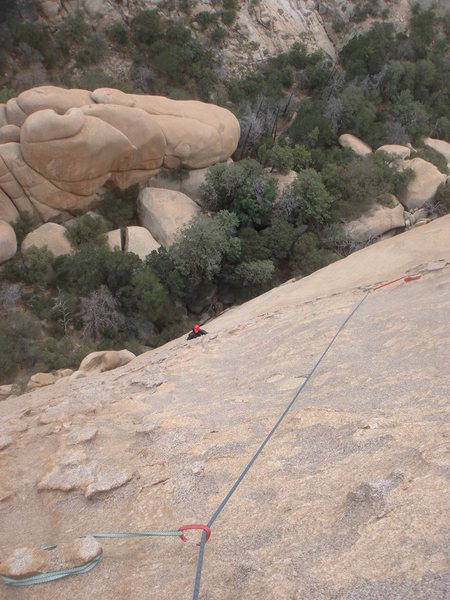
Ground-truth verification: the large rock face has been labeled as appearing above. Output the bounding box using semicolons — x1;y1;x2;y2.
0;86;240;225
137;187;201;248
0;215;449;599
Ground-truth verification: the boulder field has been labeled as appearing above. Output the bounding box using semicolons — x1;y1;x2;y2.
0;215;448;599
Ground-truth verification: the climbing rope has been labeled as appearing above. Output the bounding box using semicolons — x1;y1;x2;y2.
192;289;371;599
1;530;184;586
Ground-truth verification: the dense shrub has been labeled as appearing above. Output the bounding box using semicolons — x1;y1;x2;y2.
201;159;277;227
97;185;138;228
65;214;108;248
0;311;42;381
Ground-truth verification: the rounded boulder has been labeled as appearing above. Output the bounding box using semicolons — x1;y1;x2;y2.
21;222;72;257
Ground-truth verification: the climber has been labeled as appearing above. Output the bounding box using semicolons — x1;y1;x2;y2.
187;324;208;340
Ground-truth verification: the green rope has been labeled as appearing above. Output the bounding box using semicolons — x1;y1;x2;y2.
1;551;103;586
1;530;183;587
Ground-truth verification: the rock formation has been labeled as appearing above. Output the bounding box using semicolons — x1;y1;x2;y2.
0;86;240;226
0;215;448;599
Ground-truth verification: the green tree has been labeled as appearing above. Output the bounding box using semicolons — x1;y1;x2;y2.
289;232;338;276
126;267;167;320
201;159;277;227
97;185;138;228
22;246;54;287
65;214;108;249
234;259;275;287
169;213;238;285
276;169;333;229
131;10;161;47
0;311;42;381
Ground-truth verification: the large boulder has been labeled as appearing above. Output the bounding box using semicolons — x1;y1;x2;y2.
376;144;411;160
124;226;160;259
338;134;372;156
400;158;447;210
71;349;136;379
137;188;200;248
423;138;450;168
0;220;17;263
21;222;72;257
345;200;406;243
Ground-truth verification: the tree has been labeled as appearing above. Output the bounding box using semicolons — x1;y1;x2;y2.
80;286;125;341
234;260;275;287
200;159;277;227
276;169;333;229
65;214;108;249
50;289;74;336
0;282;21;314
289;232;338;276
22;246;54;287
127;267;167;320
289;98;336;148
0;311;42;381
169;212;239;285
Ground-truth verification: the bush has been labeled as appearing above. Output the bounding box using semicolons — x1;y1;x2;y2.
195;11;219;30
266;145;294;173
323;152;414;220
276;169;333;229
290;98;336;148
75;32;107;67
131;10;161;47
65;214;108;248
0;311;42;381
97;185;138;228
22;246;55;287
169;212;239;285
289;232;338;276
201;159;277;228
234;259;275;286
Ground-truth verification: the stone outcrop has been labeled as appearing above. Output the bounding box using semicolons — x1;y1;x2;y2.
376;144;411;160
0;220;17;264
345;199;406;243
137;188;200;248
71;349;136;379
21;222;72;257
0;86;240;227
338;134;372;156
400;157;446;210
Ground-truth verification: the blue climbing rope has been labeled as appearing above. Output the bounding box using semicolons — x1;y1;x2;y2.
192;290;371;599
